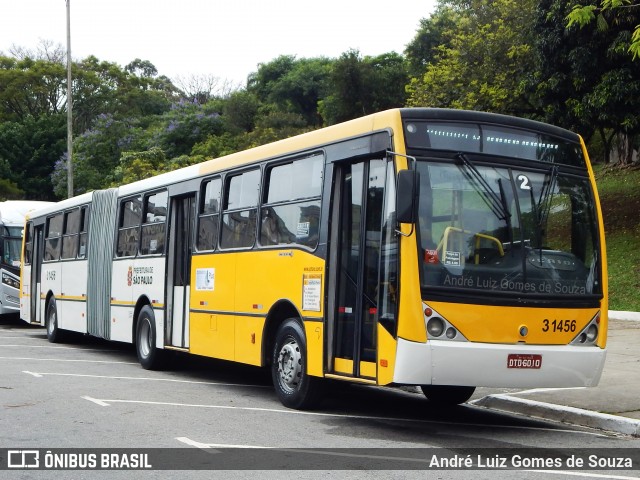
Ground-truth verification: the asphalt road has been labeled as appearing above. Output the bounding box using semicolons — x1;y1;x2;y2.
1;315;639;480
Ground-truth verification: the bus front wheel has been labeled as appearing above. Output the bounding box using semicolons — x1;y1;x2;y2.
271;319;322;410
135;306;165;370
420;385;475;406
46;297;64;343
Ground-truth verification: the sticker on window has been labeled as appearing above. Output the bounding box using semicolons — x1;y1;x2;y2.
444;251;461;266
196;268;215;291
297;222;310;237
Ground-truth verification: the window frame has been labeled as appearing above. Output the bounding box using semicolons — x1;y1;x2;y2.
219;168;260;250
196;176;222;252
43;213;63;262
115;195;143;258
259;153;324;250
139;190;168;256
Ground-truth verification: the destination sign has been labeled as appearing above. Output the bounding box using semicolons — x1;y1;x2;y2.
404;121;584;167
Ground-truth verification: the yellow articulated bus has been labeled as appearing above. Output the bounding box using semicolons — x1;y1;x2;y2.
20;108;607;409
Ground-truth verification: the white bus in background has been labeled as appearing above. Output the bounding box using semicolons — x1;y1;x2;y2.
0;201;51;315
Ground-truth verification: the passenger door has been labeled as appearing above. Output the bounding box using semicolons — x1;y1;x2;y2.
166;194;195;349
328;159;395;380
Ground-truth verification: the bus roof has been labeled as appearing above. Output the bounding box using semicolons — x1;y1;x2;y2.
0;201;53;225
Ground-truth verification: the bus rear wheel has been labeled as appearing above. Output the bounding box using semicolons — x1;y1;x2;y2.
271;319;322;410
420;385;475;406
135;305;165;370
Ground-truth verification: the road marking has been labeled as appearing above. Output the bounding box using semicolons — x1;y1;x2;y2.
82;396;110;407
0;356;136;365
0;344;120;352
527;471;640;480
80;396;605;436
22;371;269;388
175;437;264;449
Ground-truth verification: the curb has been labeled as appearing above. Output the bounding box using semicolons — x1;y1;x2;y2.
609;310;640;322
471;394;640;437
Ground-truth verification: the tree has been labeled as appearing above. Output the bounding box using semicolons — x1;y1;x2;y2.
319;50;408;125
0;56;66;122
406;0;537;116
0;115;66;200
247;55;332;126
51;114;144;196
534;0;640;164
404;6;459;78
566;0;640;59
173;73;239;104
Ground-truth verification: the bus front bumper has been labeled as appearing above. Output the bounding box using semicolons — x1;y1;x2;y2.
393;338;606;388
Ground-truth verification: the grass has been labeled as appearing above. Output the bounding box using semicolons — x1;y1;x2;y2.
593;164;640;311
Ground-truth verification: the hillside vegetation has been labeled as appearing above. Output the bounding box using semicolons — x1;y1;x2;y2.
595;165;640;311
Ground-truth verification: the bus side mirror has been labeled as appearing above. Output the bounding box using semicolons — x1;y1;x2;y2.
396;169;418;224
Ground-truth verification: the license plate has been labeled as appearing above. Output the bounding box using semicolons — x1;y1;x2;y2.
507;354;542;369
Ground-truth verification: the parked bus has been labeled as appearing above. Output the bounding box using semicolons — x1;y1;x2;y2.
20;108;607;409
0;201;51;316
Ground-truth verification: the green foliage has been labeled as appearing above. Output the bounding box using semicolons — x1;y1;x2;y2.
248;55;332;126
112;147;167;184
0;114;65;200
406;0;536;116
320;50;408;125
152;99;224;158
566;1;640;59
52;114;145;196
0;178;24;200
405;5;459;77
0;56;66;122
593;165;640;310
536;0;640;163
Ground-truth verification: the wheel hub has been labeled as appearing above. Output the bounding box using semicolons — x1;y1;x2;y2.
277;340;302;392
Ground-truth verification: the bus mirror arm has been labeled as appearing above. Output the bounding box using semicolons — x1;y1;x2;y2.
396;169;419;236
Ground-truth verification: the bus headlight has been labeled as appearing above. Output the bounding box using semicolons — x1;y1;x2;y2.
570;312;600;346
427;317;445;337
423;303;468;342
2;272;19;289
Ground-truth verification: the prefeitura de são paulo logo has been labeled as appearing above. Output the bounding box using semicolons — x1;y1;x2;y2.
127;266;133;286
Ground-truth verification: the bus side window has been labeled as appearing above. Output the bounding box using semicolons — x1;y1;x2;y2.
197;177;221;251
44;213;63;262
61;208;80;259
140;191;168;256
78;207;88;259
116;197;142;257
220;169;259;249
24;222;33;265
260;154;322;249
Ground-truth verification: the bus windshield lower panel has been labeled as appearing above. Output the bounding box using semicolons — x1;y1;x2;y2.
416;159;602;304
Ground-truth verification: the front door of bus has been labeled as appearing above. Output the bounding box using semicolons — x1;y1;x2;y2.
330;159;390;380
166;195;195;349
30;225;44;324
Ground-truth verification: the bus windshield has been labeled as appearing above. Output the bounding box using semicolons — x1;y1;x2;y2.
416;159;601;300
2;226;23;270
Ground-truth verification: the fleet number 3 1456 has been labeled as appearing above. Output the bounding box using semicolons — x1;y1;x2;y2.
542;319;576;332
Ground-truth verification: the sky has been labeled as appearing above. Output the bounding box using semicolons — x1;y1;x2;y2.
0;0;437;87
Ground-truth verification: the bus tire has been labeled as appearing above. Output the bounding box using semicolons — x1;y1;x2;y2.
271;319;322;410
135;305;165;370
46;297;64;343
420;385;475;406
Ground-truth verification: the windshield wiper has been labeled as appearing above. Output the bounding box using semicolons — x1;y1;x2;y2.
537;165;559;230
455;153;511;223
